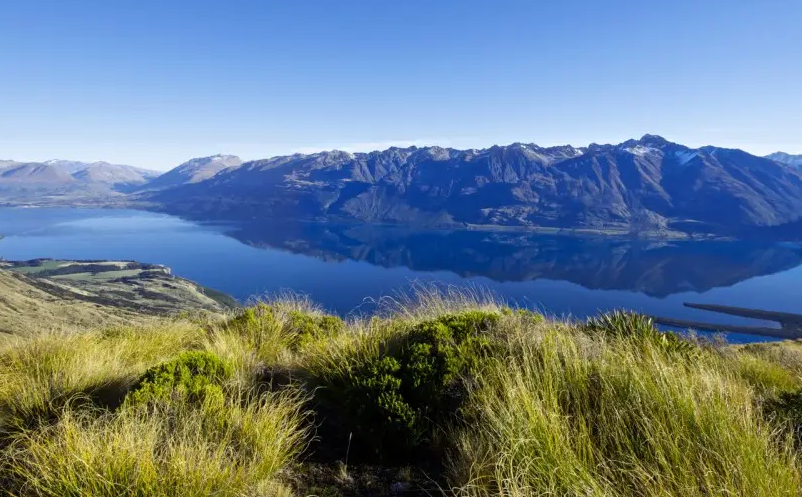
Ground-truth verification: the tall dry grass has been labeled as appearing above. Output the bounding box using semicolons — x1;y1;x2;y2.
7;390;307;497
0;319;205;437
449;324;802;496
1;288;801;496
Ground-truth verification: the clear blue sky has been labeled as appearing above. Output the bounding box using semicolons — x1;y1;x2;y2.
1;0;800;170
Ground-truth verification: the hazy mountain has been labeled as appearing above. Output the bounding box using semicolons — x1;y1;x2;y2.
0;163;77;184
767;152;802;169
43;160;97;174
143;154;242;190
0;160;159;199
70;162;160;188
0;163;80;202
148;135;802;237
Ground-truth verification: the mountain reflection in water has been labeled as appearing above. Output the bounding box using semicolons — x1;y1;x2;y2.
224;222;802;299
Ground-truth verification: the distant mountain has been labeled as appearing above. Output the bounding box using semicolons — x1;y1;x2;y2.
0;159;160;199
147;135;802;237
767;152;802;169
0;160;22;170
43;160;97;174
70;162;160;189
0;163;76;184
47;160;159;185
142;154;242;190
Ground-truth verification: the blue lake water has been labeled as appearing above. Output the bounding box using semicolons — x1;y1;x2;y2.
2;207;802;342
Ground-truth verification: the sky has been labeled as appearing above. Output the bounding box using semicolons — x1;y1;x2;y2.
1;0;800;171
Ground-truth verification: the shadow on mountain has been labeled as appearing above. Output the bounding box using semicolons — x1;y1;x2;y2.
222;222;802;298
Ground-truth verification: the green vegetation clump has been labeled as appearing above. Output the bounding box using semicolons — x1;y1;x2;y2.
124;351;232;407
327;310;499;458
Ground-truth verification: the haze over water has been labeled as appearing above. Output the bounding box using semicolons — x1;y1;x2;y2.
2;207;801;343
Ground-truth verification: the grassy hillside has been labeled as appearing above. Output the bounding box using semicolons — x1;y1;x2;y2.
0;260;233;335
1;288;802;496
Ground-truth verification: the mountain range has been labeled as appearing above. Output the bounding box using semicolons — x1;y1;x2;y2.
0;160;159;199
3;136;802;239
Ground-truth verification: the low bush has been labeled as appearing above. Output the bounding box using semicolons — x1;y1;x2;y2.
323;310;499;460
124;351;232;408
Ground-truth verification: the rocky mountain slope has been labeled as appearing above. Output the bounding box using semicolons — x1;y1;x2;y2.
147;135;802;237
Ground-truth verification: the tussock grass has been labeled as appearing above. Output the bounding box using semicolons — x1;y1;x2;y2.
375;282;504;323
1;287;801;496
7;390;307;497
449;326;801;496
0;319;204;437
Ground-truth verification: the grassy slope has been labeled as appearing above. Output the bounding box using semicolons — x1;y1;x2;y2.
0;270;138;336
1;290;801;496
0;262;232;336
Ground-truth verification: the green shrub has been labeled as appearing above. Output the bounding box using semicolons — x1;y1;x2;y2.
331;310;499;459
287;311;344;349
585;310;695;355
124;351;232;407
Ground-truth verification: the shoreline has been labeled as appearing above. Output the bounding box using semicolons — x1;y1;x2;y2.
0;201;789;242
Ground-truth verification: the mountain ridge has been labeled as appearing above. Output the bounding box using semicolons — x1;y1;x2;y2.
5;135;802;239
0;159;161;196
142;135;802;238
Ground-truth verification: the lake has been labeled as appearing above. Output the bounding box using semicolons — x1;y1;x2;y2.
2;207;801;342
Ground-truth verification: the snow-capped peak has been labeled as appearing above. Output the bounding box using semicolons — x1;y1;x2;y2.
624;145;655;157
